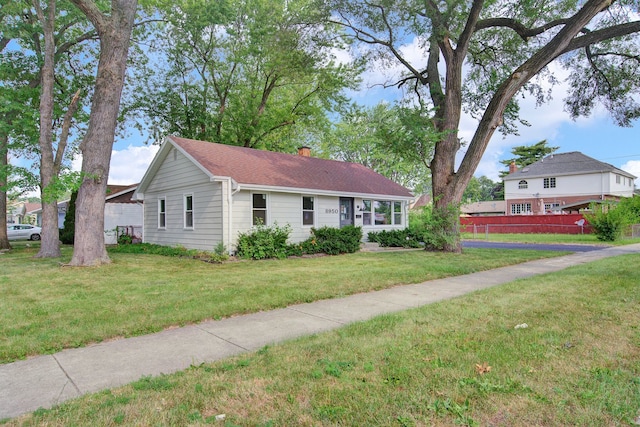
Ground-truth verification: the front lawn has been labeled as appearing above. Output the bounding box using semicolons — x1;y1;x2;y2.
6;253;639;426
0;244;565;364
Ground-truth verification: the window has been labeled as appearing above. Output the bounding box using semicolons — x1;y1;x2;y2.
511;203;532;215
394;202;402;225
543;177;556;188
616;175;621;184
374;201;391;225
252;193;267;225
184;194;193;228
544;203;560;211
362;200;372;225
362;200;404;225
302;196;314;226
158;197;166;228
518;180;528;189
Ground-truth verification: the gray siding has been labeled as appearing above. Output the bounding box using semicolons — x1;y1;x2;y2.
143;147;224;251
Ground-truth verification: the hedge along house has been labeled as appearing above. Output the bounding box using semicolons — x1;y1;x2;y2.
133;136;414;252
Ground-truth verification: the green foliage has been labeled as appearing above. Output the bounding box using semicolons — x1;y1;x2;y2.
370;205;461;251
367;229;422;248
236;222;292;260
585;203;627;241
307;225;362;255
462;175;501;202
59;190;77;245
236;223;363;259
499;140;559;177
322;103;435;194
117;233;133;245
108;242;229;263
135;0;357;151
586;198;640;241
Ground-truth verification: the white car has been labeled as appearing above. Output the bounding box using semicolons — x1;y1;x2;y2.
7;224;42;241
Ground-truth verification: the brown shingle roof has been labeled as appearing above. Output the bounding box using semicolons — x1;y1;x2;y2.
170;136;413;198
106;184;138;203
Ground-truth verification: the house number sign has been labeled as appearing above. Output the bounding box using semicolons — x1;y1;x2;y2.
325;208;339;214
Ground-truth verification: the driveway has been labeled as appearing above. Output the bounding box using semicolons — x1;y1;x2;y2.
462;240;607;252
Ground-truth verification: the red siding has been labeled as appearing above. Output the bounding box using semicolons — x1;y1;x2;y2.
460;214;591;234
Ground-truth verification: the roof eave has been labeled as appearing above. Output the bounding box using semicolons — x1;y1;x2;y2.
237;183;414;200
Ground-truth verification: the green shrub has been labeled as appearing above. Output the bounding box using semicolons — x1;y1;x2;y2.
370;205;461;251
367;229;421;248
60;190;77;245
585;202;631;242
309;225;362;255
236;222;292;260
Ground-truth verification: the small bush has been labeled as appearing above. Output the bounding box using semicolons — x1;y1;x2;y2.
309;225;362;255
236;222;292;260
367;229;422;248
585;202;630;242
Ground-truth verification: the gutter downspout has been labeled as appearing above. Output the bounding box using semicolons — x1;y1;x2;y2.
227;178;240;255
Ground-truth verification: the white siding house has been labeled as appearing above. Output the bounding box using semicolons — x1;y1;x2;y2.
134;136;414;252
504;152;636;215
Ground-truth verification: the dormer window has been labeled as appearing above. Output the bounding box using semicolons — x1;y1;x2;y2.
518;180;528;189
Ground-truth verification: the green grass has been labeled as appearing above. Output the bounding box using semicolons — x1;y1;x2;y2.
5;254;639;426
0;244;565;364
462;232;640;246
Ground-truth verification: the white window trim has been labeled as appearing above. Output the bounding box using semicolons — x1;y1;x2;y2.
518;180;528;189
252;192;269;226
302;195;315;227
158;197;166;229
184;193;194;229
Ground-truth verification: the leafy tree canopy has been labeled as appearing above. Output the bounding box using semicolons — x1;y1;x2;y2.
132;0;360;152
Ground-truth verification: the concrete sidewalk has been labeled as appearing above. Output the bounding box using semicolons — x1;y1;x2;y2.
2;244;639;420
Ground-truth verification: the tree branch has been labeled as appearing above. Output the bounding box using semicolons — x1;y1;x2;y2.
475;17;569;41
561;20;640;54
54;89;82;174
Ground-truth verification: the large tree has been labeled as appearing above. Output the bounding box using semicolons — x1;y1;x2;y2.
322;103;435;194
32;0;84;258
67;0;137;266
0;0;94;251
134;0;357;152
326;0;640;251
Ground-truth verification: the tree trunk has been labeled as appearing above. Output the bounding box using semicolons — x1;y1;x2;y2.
35;0;62;258
68;0;137;266
0;134;11;250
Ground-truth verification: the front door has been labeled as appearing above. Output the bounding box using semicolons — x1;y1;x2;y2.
339;198;354;228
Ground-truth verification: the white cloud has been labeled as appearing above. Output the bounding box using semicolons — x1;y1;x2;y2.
71;144;159;185
109;144;159;185
621;160;640;185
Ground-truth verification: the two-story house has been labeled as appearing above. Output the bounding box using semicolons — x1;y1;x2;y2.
503;151;636;215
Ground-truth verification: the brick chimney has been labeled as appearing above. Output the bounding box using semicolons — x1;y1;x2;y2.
509;161;517;174
298;146;311;157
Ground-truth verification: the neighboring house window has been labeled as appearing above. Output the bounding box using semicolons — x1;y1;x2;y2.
184;194;194;229
394;201;402;225
545;203;560;211
511;203;532;215
302;196;314;226
362;200;372;225
543;177;556;188
252;193;267;225
518;180;528;189
158;198;166;229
